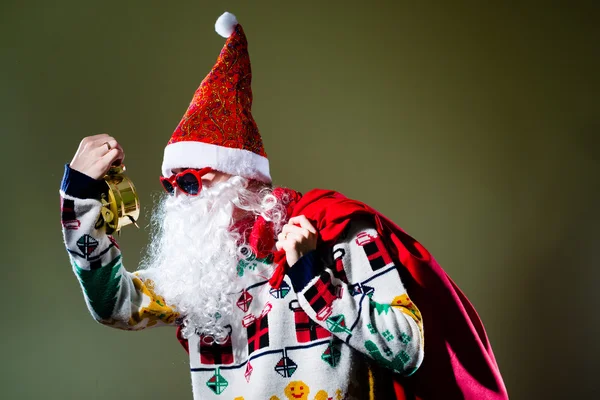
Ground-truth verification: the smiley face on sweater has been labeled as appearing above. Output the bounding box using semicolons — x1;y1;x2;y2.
284;381;309;400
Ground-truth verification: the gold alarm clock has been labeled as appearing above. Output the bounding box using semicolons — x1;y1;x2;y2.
99;165;140;234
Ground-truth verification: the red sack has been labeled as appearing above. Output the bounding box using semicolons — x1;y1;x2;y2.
270;189;508;400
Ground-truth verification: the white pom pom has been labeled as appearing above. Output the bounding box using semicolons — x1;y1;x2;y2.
215;12;238;38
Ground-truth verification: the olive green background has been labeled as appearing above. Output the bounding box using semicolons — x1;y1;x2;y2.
1;1;598;399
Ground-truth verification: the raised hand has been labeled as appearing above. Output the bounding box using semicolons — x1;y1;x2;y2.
69;134;124;179
275;215;318;267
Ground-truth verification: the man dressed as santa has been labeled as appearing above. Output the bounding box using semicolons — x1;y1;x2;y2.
60;12;507;400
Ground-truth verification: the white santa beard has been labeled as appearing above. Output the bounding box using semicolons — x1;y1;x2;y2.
141;176;272;341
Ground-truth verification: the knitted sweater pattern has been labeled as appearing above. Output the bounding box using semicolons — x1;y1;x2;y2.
60;166;424;400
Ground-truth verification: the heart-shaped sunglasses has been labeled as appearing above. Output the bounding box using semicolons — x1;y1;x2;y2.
160;167;213;196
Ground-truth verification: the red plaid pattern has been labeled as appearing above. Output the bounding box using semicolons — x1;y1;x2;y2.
303;272;341;316
247;314;269;354
289;300;331;343
356;231;393;271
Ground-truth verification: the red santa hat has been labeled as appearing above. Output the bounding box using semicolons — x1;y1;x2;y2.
162;12;271;183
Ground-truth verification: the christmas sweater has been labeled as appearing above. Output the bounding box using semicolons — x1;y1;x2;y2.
60;165;424;400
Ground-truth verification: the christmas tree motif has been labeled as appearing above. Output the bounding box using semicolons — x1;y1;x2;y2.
74;256;122;320
321;341;342;367
274;349;297;378
269;280;291;299
236;290;253;312
369;299;391;315
326;315;352;335
244;361;253;382
206;367;228;395
76;234;98;258
364;340;410;373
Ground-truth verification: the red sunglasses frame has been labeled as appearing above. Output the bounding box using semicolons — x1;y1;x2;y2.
160;167;213;196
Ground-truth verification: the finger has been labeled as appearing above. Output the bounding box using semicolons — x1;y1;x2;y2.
99;148;123;172
282;224;311;239
288;215;317;234
113;141;125;164
278;229;303;242
82;133;111;144
91;139;124;165
80;134;112;151
106;140;125;164
275;238;296;252
104;138;119;152
85;135;113;151
281;240;300;253
92;135;115;147
277;232;296;245
90;138;117;155
284;232;304;244
104;139;124;165
90;133;113;142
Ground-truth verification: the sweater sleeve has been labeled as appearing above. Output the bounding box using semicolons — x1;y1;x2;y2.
60;164;178;330
287;218;424;376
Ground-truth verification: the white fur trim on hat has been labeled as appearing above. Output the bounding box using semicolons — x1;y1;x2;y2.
215;12;238;38
162;141;271;183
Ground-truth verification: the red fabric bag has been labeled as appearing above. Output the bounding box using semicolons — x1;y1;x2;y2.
270;189;508;400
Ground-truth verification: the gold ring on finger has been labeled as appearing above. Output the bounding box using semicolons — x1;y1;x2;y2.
105;141;112;151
